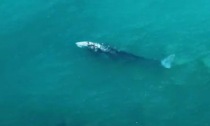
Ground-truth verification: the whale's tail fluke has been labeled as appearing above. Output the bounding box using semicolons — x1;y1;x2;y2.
161;54;175;69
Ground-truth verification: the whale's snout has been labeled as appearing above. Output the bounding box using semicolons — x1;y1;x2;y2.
76;41;89;48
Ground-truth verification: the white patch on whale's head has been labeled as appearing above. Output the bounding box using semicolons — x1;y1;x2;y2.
75;41;89;48
75;41;108;52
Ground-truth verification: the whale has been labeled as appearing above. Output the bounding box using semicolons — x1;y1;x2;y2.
76;41;175;68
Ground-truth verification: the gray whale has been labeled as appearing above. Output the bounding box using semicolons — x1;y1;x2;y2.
76;41;175;68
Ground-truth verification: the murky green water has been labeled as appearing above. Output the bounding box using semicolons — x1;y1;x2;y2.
1;0;210;126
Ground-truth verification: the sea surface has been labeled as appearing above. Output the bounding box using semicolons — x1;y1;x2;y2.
1;0;210;126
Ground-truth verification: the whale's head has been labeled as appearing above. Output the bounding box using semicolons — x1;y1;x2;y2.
75;41;89;48
76;41;107;52
76;41;101;48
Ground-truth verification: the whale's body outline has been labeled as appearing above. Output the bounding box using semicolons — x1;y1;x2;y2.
76;41;175;68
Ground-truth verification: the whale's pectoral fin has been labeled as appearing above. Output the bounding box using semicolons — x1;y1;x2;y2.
161;54;175;69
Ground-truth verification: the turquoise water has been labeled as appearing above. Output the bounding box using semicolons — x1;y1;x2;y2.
1;0;210;126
